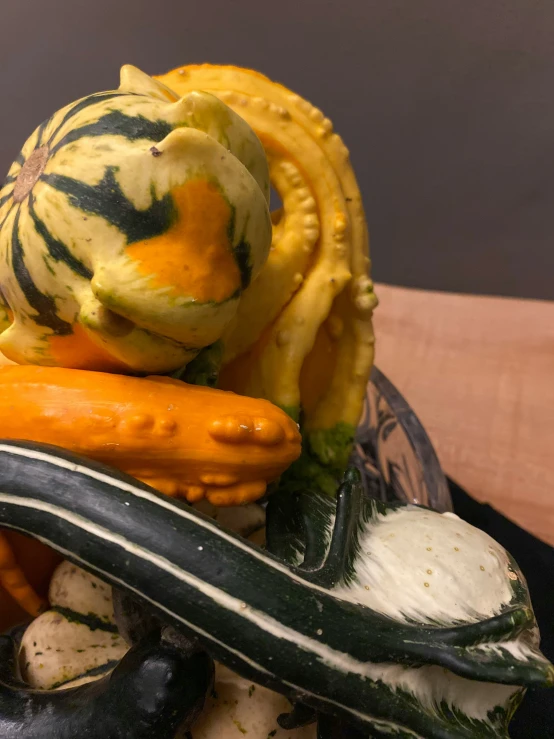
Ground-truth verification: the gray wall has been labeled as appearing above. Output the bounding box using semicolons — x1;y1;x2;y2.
2;0;553;298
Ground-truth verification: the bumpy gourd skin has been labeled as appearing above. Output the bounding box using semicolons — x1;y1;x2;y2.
0;365;301;505
0;65;271;373
158;64;377;477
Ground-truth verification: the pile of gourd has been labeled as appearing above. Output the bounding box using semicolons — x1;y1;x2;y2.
0;64;550;739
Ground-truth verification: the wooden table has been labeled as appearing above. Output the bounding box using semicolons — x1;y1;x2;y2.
373;284;554;546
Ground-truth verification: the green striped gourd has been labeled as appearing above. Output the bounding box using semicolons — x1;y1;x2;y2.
20;561;126;690
0;629;213;738
0;440;550;738
0;66;271;373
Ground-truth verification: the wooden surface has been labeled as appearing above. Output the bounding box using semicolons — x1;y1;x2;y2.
373;283;554;546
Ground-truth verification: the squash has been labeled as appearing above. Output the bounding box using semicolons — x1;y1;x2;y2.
19;561;127;690
21;529;313;738
0;65;271;374
0;365;301;505
157;64;377;482
0;629;214;739
191;663;316;738
0;533;61;628
0;440;550;738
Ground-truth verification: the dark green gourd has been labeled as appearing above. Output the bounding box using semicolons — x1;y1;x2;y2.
0;630;213;739
0;440;551;738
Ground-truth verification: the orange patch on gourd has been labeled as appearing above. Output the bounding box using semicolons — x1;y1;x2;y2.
48;325;131;373
0;533;62;632
126;179;242;304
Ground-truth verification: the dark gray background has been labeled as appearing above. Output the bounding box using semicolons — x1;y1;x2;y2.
2;0;553;299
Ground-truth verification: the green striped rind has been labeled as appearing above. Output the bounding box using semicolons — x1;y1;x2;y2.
0;441;550;739
49;660;119;690
27;194;93;280
268;475;551;736
9;209;72;336
266;482;335;569
50;606;119;634
40;168;177;245
48;109;174;157
0;629;214;738
0;66;271;372
44;91;137;147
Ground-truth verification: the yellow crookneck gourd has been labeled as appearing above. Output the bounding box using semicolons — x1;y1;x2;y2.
158;65;378;484
0;66;271;373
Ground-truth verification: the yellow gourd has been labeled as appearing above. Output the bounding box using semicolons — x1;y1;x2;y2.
158;64;377;475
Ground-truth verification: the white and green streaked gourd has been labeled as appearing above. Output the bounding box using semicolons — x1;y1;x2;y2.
0;440;551;739
0;65;271;373
19;560;126;690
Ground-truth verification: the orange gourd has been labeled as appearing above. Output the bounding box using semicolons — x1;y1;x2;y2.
0;533;61;629
0;365;301;507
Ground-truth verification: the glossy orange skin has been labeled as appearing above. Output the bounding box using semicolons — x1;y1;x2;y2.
0;533;61;631
0;366;301;506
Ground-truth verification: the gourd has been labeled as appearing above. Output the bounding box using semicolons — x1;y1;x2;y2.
0;65;271;373
0;365;301;504
192;663;316;738
0;440;550;738
21;575;315;739
158;64;377;485
0;629;214;739
20;561;127;690
17;510;297;738
0;533;61;630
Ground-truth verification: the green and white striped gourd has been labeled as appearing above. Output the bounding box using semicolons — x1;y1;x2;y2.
0;440;551;738
0;628;213;738
0;66;271;372
20;561;126;690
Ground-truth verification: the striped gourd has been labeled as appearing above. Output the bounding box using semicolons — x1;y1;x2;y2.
20;561;127;690
0;440;550;738
0;629;213;738
158;64;377;484
0;65;271;373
